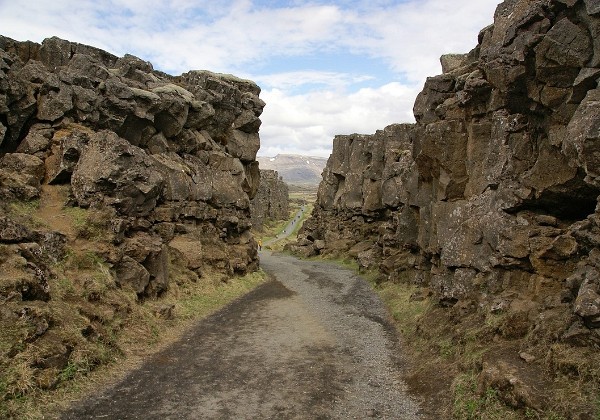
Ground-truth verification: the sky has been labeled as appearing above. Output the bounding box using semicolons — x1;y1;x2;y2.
0;0;500;157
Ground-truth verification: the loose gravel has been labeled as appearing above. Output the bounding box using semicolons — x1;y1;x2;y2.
261;251;422;419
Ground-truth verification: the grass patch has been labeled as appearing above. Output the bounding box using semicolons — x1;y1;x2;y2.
6;200;46;228
452;373;523;420
175;270;266;320
2;266;267;419
261;202;314;252
62;206;112;240
260;218;290;242
8;199;40;216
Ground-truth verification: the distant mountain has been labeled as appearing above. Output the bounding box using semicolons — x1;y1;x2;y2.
257;154;328;186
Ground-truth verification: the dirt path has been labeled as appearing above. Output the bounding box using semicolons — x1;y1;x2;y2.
62;251;421;419
265;205;307;246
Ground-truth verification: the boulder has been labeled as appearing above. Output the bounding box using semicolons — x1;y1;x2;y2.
0;217;32;243
115;256;150;295
574;274;600;328
71;131;164;216
0;153;45;199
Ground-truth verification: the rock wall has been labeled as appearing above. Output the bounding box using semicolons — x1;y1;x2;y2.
250;169;289;230
293;0;600;410
0;35;265;297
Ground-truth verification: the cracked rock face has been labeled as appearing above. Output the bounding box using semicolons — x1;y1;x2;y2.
250;170;290;230
0;35;265;297
294;0;600;342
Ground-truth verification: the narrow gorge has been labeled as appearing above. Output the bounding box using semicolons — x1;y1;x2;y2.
1;0;600;418
250;169;289;231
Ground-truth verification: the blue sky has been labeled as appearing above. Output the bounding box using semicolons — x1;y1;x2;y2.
0;0;500;157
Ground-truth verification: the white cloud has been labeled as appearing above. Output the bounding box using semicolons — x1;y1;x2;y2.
259;82;419;157
0;0;502;158
345;0;499;83
255;71;375;91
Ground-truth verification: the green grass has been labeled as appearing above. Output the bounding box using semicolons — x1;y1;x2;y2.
62;206;112;240
7;200;45;228
9;199;40;214
260;218;290;242
176;270;266;319
452;373;524;420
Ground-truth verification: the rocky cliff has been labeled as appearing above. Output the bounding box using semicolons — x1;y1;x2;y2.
292;0;600;415
0;35;264;287
0;35;264;405
250;169;289;230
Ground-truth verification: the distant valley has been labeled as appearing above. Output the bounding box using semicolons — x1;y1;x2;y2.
257;154;328;186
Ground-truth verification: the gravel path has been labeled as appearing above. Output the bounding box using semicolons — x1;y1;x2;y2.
62;251;421;419
265;205;307;246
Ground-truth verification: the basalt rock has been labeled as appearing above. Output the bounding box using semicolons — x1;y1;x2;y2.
250;169;289;230
0;32;264;306
0;36;265;403
0;35;264;296
294;0;600;413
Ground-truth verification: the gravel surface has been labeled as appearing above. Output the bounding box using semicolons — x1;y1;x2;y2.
265;205;307;245
61;250;421;419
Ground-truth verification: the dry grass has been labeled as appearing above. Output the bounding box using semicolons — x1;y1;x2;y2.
1;262;267;419
1;185;268;419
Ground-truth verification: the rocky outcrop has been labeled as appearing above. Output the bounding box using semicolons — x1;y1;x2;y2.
0;35;265;405
0;35;264;294
250;169;289;230
293;0;600;414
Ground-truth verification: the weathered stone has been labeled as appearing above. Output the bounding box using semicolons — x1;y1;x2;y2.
71;131;164;216
169;236;203;271
45;126;92;184
0;217;32;243
0;34;266;298
440;53;469;74
31;231;67;263
291;3;600;391
250;170;289;230
115;256;150;295
585;0;600;15
143;243;169;297
0;153;45;199
478;359;548;410
37;85;74;121
574;275;600;327
564;88;600;185
535;18;593;86
1;153;45;187
16;124;54;156
228;130;260;163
